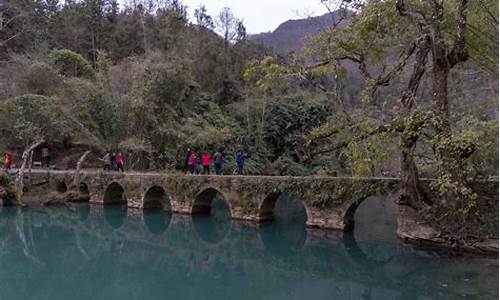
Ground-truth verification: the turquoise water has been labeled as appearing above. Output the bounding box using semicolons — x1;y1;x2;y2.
0;196;497;300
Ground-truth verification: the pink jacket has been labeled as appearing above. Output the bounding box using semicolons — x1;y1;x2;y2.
188;153;197;166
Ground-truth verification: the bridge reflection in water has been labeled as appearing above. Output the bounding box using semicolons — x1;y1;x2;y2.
0;196;497;300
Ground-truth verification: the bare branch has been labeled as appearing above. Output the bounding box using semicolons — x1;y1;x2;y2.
73;150;91;188
447;0;469;67
310;125;390;156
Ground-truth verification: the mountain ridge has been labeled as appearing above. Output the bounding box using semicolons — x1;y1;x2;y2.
249;11;349;55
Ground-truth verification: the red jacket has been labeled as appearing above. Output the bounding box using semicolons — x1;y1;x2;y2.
116;155;124;165
201;153;211;166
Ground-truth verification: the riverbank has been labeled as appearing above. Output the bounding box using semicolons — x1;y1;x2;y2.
398;206;499;256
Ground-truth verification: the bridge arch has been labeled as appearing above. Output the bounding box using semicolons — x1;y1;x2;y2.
341;193;392;231
143;185;171;211
258;192;309;255
191;186;232;245
259;191;311;224
103;182;127;204
75;182;90;202
192;186;233;216
55;180;68;193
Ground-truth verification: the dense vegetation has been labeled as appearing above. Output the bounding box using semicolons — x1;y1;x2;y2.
0;0;498;241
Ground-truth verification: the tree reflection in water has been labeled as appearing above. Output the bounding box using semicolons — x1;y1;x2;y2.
0;202;496;300
104;205;127;229
192;194;231;244
259;193;307;256
144;210;171;235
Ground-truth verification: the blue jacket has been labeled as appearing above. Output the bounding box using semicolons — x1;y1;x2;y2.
236;152;247;167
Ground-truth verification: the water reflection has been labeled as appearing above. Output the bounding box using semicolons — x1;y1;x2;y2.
144;210;171;235
104;205;127;229
0;200;496;300
72;202;90;221
192;196;231;244
259;193;307;256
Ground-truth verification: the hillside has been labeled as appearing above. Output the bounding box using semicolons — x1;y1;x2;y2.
250;11;349;55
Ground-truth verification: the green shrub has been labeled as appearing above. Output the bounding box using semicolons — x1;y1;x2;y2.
49;49;95;80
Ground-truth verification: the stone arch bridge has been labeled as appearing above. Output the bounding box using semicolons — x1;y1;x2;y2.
30;170;399;231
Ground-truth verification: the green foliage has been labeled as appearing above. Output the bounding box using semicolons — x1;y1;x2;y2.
432;116;499;181
0;169;11;187
466;0;499;75
267;155;311;176
87;89;121;142
402;111;430;141
345;129;391;176
244;56;290;96
22;62;60;95
3;94;77;143
49;49;96;80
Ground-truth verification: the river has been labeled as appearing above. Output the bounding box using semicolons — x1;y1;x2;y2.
0;195;497;300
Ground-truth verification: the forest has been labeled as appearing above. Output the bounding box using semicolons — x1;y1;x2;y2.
0;0;498;240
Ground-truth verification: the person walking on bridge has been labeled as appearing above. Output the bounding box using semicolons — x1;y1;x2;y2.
184;148;191;173
201;152;211;175
235;150;249;175
116;153;124;172
214;149;224;175
101;152;111;171
187;151;197;175
110;152;117;171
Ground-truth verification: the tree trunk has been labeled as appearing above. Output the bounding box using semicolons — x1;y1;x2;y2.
399;135;427;209
28;150;33;188
15;140;43;205
397;37;431;208
432;64;451;133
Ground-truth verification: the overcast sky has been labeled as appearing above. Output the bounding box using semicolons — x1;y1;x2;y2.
181;0;329;34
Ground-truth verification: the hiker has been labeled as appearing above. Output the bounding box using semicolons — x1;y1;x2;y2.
41;147;50;168
116;153;124;172
213;149;224;175
3;153;12;170
235;150;249;175
184;148;191;173
187;151;197;174
201;152;211;175
102;152;111;171
110;152;117;171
